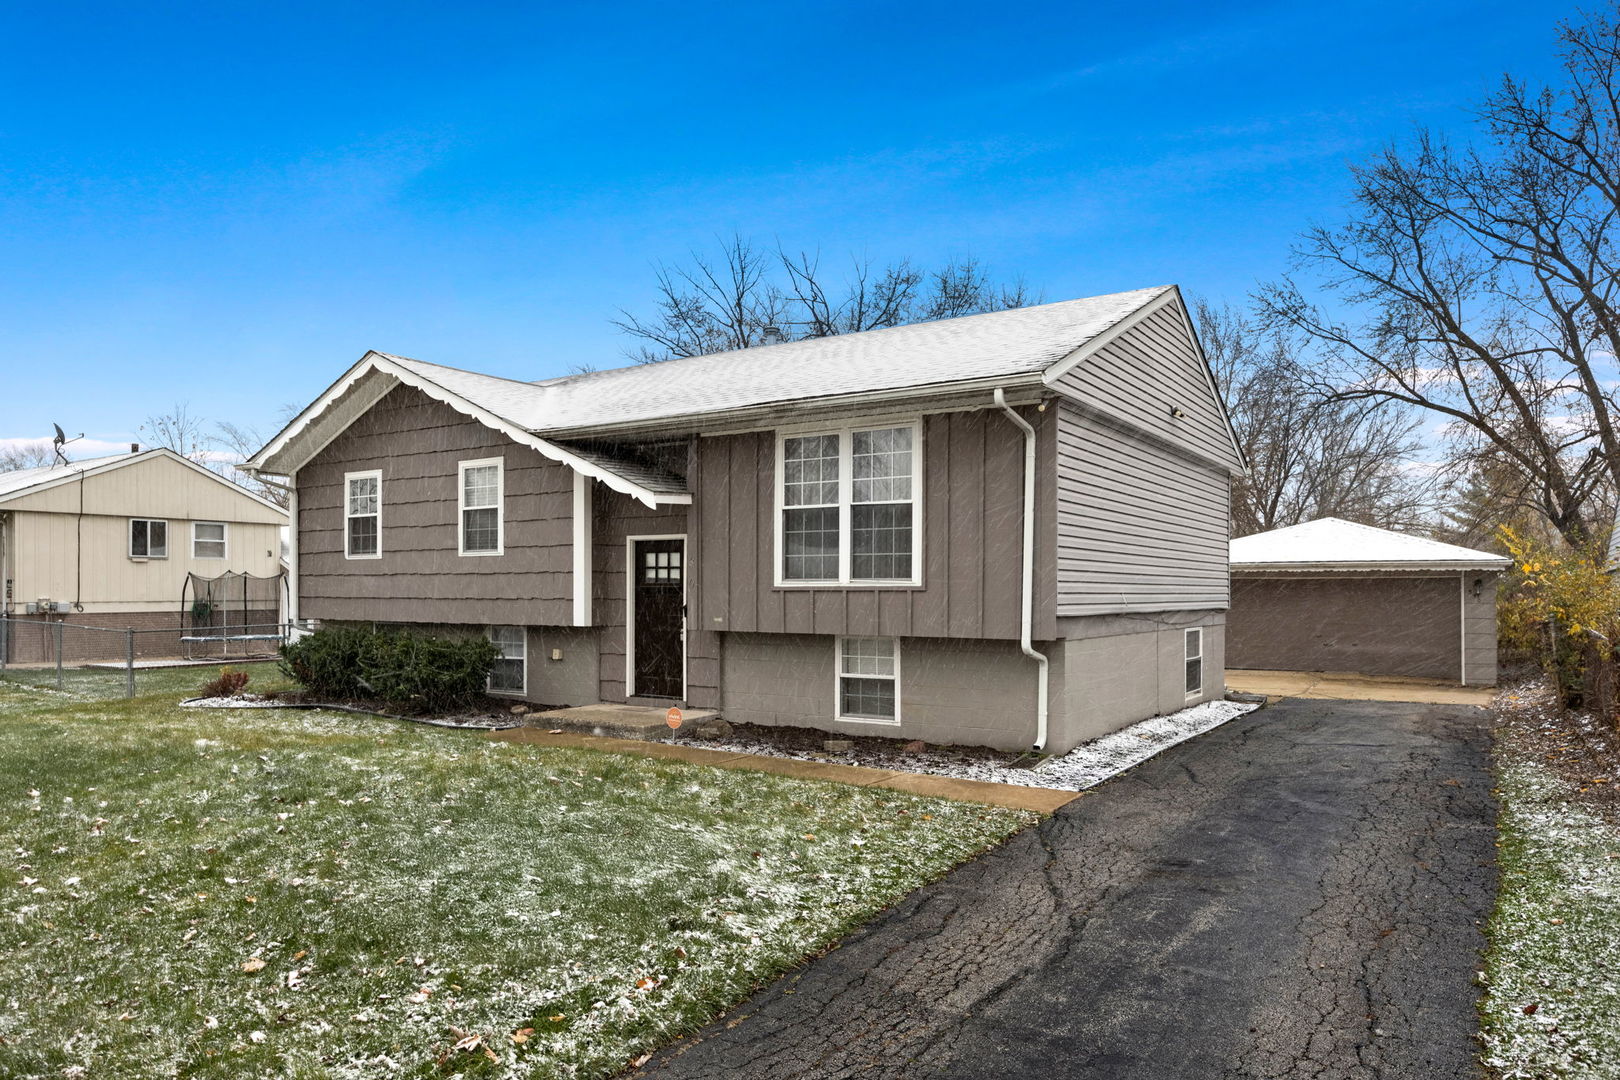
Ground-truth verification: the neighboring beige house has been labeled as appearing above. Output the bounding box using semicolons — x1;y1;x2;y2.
0;448;287;662
247;285;1247;754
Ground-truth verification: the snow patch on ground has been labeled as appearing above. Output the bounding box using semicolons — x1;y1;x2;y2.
675;699;1260;792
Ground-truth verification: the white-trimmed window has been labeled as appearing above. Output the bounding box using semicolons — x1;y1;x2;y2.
778;422;920;585
488;626;526;694
192;521;226;559
344;470;382;559
1185;628;1203;696
129;518;168;558
459;458;503;556
836;636;900;724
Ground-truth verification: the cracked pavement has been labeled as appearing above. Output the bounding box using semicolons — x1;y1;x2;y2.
636;699;1497;1079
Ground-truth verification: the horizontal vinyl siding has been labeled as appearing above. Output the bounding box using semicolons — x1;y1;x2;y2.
1056;401;1229;616
298;384;574;625
1052;301;1242;474
692;407;1056;642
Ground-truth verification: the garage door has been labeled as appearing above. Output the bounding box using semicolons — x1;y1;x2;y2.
1227;575;1460;680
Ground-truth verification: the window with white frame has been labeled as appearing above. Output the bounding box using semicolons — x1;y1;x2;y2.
488;626;526;694
780;423;919;584
1185;628;1203;696
837;636;900;723
345;471;381;559
459;458;503;555
129;518;168;558
192;522;226;559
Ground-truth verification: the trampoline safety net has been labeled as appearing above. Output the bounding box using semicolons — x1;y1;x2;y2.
180;570;288;658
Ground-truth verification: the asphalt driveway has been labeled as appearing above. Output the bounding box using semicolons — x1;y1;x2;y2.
637;698;1497;1079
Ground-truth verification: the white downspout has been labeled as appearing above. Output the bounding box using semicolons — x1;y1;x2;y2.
993;388;1049;752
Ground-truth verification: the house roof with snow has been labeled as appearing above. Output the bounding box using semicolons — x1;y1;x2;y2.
1230;518;1511;572
245;284;1243;505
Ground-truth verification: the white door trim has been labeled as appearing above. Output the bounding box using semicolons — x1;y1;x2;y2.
625;533;688;701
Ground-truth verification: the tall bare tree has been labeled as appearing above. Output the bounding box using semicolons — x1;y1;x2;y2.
614;236;1038;363
1198;301;1430;536
1258;6;1620;546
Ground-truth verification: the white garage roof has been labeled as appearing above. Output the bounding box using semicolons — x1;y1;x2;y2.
1230;518;1511;572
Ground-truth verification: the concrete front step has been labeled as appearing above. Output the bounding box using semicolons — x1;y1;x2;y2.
525;703;720;741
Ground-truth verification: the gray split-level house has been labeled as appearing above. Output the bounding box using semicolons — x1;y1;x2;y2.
245;285;1245;754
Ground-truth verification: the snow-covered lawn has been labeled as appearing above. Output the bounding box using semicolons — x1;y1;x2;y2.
0;680;1033;1079
1481;757;1620;1078
674;699;1260;792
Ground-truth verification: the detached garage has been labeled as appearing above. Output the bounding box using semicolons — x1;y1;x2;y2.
1227;518;1509;686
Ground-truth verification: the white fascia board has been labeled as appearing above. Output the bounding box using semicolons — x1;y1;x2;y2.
246;351;673;509
0;447;287;520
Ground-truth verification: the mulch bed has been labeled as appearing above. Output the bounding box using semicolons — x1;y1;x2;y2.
679;720;1047;771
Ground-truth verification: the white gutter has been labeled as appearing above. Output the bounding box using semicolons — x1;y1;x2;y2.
993;387;1049;752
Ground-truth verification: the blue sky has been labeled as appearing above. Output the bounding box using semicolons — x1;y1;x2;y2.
0;0;1573;455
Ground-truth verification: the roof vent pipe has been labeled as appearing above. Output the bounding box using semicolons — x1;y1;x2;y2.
993;387;1049;752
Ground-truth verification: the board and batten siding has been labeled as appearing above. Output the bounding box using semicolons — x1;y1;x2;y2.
298;385;575;625
591;455;719;708
692;406;1057;643
1054;400;1230;616
1049;297;1243;475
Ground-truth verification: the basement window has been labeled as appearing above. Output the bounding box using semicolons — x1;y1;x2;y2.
488;626;526;695
836;636;901;724
129;518;168;559
1185;628;1203;697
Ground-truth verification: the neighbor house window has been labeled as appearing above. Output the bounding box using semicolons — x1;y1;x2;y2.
129;518;168;558
344;470;381;559
192;522;226;559
836;636;900;724
488;626;526;694
779;422;920;585
459;458;503;556
1185;628;1203;696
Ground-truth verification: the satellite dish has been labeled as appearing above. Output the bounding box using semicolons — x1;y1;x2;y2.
50;423;83;465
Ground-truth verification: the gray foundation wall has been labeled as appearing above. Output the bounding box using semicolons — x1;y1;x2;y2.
720;610;1226;755
1053;611;1226;750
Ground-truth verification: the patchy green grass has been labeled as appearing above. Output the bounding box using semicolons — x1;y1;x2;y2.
0;658;293;703
0;679;1034;1079
1481;756;1620;1078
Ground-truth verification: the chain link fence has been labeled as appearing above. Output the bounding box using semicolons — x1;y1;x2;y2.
0;617;289;700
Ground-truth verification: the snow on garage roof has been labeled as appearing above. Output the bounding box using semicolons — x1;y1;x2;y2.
1230;518;1510;572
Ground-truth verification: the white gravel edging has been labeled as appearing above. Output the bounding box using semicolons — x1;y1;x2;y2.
673;699;1261;792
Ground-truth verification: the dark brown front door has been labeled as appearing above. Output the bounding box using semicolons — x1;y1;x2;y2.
633;538;684;698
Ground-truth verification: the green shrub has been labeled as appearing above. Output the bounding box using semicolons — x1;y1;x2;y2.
279;626;500;711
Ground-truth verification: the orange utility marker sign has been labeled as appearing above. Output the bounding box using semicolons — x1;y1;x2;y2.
665;707;683;730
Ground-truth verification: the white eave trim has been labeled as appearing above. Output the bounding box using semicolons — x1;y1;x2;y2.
244;351;687;509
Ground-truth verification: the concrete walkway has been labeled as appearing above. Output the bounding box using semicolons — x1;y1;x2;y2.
637;698;1497;1079
1227;668;1496;706
486;727;1077;814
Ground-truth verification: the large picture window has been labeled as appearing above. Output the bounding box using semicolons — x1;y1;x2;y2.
459;458;504;556
129;518;168;559
836;636;900;724
778;422;920;585
344;470;381;559
488;626;526;694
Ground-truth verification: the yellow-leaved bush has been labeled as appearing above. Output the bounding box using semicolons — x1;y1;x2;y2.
1498;525;1620;711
